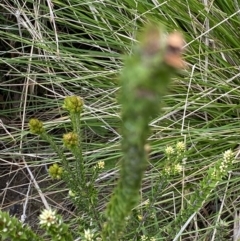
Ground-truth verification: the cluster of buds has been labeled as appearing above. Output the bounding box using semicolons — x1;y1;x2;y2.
28;118;45;135
48;163;63;180
163;141;186;176
163;163;183;176
189;149;235;219
83;229;95;241
63;132;78;149
0;211;41;240
63;96;84;113
94;161;105;169
140;235;156;241
212;149;235;180
165;146;174;157
165;141;185;156
176;141;185;154
219;150;234;174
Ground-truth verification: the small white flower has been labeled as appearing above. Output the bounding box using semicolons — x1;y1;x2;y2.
165;146;174;156
211;168;218;178
84;229;94;240
164;166;171;175
174;163;183;173
141;235;147;241
39;209;57;227
219;163;226;172
96;161;105;169
223;150;234;162
150;237;156;241
150;212;155;219
176;141;185;153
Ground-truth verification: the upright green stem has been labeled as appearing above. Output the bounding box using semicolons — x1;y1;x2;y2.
102;25;185;240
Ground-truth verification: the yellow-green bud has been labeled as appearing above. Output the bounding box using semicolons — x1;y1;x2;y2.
48;163;63;180
63;96;84;113
63;132;78;148
28;118;45;134
68;190;76;197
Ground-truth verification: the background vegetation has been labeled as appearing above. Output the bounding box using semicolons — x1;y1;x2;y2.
0;0;240;240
